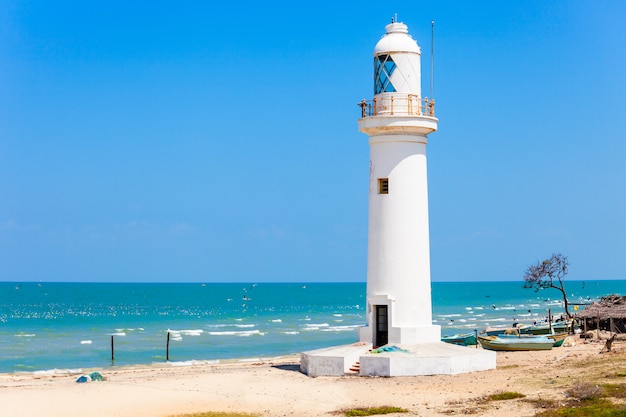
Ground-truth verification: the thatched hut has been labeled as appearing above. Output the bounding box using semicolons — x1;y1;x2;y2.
576;294;626;334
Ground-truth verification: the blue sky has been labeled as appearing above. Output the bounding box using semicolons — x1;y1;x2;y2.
1;1;625;282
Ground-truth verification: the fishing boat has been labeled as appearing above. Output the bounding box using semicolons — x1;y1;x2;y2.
441;332;477;346
520;323;568;335
498;332;568;347
481;326;524;336
519;316;577;335
477;334;554;351
546;332;569;347
481;327;506;336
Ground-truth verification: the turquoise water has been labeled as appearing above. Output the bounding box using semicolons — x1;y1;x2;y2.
1;280;624;373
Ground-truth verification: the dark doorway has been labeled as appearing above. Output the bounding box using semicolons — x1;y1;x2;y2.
375;305;388;347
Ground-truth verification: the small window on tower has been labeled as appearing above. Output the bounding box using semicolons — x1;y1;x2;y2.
378;178;389;194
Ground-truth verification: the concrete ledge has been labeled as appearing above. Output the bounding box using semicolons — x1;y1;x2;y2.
301;342;496;377
300;343;372;377
359;342;496;376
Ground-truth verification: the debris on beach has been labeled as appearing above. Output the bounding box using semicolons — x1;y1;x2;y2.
370;346;408;354
89;371;104;381
75;371;105;383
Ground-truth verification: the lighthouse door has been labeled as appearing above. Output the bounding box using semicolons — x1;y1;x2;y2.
375;305;388;347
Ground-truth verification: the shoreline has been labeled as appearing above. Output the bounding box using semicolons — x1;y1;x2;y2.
7;354;297;378
3;339;624;417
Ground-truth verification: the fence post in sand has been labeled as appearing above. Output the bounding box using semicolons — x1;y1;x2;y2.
110;335;115;363
166;331;170;361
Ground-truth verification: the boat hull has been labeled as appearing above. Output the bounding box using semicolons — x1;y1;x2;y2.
441;333;477;346
498;332;568;347
520;322;573;335
477;335;553;351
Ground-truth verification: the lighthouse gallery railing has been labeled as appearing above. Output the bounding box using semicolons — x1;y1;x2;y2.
358;94;435;118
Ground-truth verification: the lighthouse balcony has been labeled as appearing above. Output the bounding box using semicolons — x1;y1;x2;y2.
358;94;435;118
357;94;438;135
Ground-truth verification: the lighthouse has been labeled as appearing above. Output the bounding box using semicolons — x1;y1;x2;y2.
300;19;495;377
357;20;440;346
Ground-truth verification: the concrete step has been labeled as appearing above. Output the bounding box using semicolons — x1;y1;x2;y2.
347;361;360;374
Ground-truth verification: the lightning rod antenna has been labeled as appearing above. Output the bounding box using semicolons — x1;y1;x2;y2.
430;20;435;99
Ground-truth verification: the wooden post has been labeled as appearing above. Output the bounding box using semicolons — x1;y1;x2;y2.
548;309;552;334
111;335;115;362
166;331;170;361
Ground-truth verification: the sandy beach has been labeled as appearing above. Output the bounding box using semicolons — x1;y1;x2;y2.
2;338;624;417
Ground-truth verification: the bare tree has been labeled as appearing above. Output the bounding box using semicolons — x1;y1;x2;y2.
523;253;571;318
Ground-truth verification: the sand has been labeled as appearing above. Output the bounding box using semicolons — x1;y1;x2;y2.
2;339;624;417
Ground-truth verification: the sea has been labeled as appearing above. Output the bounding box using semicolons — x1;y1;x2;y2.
1;280;625;374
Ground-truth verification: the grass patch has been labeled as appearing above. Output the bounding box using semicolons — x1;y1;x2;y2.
169;413;261;417
601;383;626;399
343;406;408;416
498;364;521;370
565;381;603;401
535;398;626;417
524;397;559;410
486;391;526;401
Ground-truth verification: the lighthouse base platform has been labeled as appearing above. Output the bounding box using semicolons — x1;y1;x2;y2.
300;342;496;377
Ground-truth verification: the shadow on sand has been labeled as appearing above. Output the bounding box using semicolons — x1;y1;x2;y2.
271;363;301;373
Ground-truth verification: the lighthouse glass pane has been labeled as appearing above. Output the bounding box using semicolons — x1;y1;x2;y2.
374;55;396;94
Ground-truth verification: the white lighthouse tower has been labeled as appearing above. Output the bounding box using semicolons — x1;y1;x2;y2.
301;19;495;377
357;20;440;346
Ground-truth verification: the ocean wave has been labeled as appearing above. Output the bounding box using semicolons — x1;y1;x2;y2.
168;329;204;336
33;368;83;376
80;340;92;345
167;359;219;366
207;323;256;329
14;333;36;337
282;331;299;335
320;325;360;332
207;329;265;337
270;319;282;323
109;332;126;336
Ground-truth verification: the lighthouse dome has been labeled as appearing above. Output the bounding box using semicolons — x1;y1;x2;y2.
374;22;421;55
